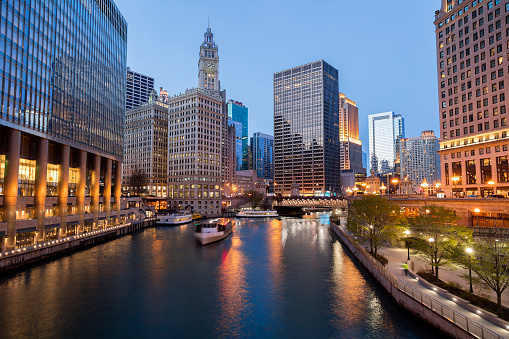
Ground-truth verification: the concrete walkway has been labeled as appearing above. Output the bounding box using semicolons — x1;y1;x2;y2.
336;219;509;338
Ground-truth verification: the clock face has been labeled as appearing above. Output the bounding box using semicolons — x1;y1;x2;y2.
205;61;215;71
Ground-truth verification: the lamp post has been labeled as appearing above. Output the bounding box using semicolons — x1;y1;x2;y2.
405;230;410;260
474;208;480;227
421;179;429;197
346;188;352;196
451;176;460;197
352;187;358;195
391;178;399;196
380;184;386;196
488;180;495;195
466;247;473;293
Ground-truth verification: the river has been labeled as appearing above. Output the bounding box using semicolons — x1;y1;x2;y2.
0;213;446;338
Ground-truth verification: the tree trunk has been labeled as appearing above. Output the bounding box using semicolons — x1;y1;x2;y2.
497;292;502;316
435;266;439;284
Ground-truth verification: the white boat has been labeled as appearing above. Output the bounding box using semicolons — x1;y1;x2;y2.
195;218;233;245
156;213;192;225
236;210;279;218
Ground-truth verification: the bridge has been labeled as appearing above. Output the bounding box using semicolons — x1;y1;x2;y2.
273;197;348;210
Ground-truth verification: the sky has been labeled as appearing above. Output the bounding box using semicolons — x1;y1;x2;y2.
114;0;441;155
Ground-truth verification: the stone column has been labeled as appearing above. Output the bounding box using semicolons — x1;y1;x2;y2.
114;161;122;222
34;138;48;244
491;155;498;194
475;157;482;196
58;145;70;238
76;150;87;234
104;158;112;223
91;154;100;230
3;129;20;251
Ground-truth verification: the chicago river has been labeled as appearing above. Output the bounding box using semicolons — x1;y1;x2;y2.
0;214;444;338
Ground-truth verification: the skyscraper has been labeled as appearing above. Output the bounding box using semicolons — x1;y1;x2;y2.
227;100;249;170
251;132;274;180
368;112;405;175
228;118;243;172
0;0;127;251
123;90;168;198
126;68;155;110
166;26;225;216
274;60;340;196
339;93;364;174
401;131;441;188
435;0;509;197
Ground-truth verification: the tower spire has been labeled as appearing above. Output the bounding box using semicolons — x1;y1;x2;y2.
208;17;210;29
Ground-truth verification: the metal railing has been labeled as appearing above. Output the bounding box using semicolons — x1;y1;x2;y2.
331;222;505;339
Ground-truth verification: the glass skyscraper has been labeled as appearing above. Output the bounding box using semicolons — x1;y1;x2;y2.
251;132;274;180
274;60;340;196
0;0;127;251
368;112;405;175
228;118;243;171
227;100;248;170
401;130;441;187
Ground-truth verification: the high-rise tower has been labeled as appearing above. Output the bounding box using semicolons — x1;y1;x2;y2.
198;27;220;92
368;112;405;175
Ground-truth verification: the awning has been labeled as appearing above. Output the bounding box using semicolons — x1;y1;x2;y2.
98;217;106;220
67;221;79;226
84;219;94;223
45;223;60;229
16;227;36;233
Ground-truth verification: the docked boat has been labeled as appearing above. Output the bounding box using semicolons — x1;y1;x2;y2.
236;209;279;218
195;218;233;245
192;211;202;220
156;213;192;225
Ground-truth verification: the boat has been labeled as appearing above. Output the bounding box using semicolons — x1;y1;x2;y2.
236;209;279;218
194;218;233;245
192;211;202;220
156;213;192;225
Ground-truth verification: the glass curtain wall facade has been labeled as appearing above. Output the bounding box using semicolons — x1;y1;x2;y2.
251;132;274;180
228;118;243;171
227;100;248;170
368;112;405;175
0;0;128;251
274;60;340;196
126;68;155;110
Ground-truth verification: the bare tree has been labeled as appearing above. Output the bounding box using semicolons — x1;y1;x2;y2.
128;168;147;196
245;190;264;209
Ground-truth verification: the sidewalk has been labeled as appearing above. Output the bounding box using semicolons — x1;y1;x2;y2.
337;219;509;338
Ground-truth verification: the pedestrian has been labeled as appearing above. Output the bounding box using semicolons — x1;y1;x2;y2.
402;263;408;276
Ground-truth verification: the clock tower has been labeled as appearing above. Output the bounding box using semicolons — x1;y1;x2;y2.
198;26;220;92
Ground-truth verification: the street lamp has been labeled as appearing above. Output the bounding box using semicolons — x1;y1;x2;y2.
405;230;410;260
421;179;429;197
488;180;495;195
466;247;474;293
352;187;358;195
451;176;460;197
391;178;399;195
380;184;386;196
346;188;352;196
474;208;480;227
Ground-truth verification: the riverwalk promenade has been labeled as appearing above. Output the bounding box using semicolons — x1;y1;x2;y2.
334;219;509;339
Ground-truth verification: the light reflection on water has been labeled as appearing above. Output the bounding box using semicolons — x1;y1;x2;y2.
0;213;445;338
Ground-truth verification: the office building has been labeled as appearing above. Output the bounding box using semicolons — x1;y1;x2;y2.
126;68;155;110
225;124;237;196
166;26;224;216
435;0;509;197
228;100;248;170
368;112;405;175
123;90;168;198
339;93;364;173
251;132;274;180
401;131;441;189
274;60;341;196
229;118;243;172
0;0;127;251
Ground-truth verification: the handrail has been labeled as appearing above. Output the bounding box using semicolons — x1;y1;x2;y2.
331;222;504;339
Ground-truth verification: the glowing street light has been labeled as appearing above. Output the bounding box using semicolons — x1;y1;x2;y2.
451;176;460;197
488;180;495;194
380;184;386;196
421;179;429;197
474;208;480;227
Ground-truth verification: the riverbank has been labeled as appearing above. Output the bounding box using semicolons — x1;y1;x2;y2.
330;221;507;339
0;217;156;272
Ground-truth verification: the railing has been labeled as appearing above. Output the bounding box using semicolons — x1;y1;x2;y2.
331;222;504;339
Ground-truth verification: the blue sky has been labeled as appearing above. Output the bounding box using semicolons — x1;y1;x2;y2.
115;0;441;154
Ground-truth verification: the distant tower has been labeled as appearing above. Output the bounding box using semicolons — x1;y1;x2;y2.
198;25;220;92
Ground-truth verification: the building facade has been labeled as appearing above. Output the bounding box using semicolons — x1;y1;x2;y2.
167;88;223;216
274;60;341;196
0;0;128;251
339;93;364;174
227;100;248;170
123;90;168;198
368;112;405;175
126;68;155;110
225;123;237;196
401;130;441;189
229;118;243;172
435;0;509;197
251;132;274;180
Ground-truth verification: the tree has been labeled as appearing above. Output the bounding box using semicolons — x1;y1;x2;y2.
408;205;471;283
245;190;264;209
347;195;402;259
457;237;509;316
128;168;147;196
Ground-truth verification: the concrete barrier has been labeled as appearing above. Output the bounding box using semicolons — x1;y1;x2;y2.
330;222;502;339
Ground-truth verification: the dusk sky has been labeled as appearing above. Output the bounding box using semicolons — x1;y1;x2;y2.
115;0;441;155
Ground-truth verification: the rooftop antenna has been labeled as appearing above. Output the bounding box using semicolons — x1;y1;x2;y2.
208;17;210;28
